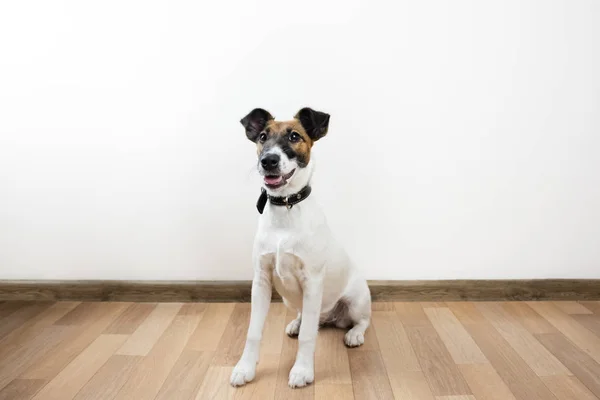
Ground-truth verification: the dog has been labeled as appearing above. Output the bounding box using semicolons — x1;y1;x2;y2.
230;107;372;388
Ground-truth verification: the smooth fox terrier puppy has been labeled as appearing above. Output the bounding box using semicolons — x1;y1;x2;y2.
231;107;371;388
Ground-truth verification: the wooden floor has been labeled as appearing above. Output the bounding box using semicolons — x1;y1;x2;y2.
0;301;600;400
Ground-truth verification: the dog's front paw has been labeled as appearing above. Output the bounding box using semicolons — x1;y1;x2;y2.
285;318;301;337
288;364;314;388
344;329;365;347
230;361;256;387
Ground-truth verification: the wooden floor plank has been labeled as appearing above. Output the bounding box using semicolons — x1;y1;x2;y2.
4;300;600;400
0;301;29;320
73;355;141;400
388;369;435;400
395;302;431;327
406;325;472;396
458;364;517;400
477;302;569;376
401;301;473;397
372;311;421;371
372;311;434;399
22;302;129;381
177;302;207;316
580;301;600;314
502;302;557;335
541;375;598;400
116;302;182;356
0;302;79;361
423;302;448;308
445;302;487;325
212;303;251;366
528;302;600;364
155;350;213;400
315;384;354;400
573;314;600;337
187;303;235;351
315;328;352;385
32;334;128;400
371;302;396;311
536;332;600;398
103;303;157;334
54;302;115;326
194;366;235;400
0;325;73;391
553;301;593;315
0;379;46;400
423;306;487;365
0;302;52;340
348;350;394;400
114;314;200;400
463;321;557;400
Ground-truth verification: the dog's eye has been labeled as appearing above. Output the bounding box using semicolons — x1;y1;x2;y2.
258;132;267;143
289;131;301;143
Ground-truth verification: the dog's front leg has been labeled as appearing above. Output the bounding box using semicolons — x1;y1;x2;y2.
288;274;323;388
230;267;272;387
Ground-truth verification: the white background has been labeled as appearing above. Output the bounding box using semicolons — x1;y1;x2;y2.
1;0;599;280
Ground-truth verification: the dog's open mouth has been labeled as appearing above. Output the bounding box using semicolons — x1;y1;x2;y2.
264;169;296;189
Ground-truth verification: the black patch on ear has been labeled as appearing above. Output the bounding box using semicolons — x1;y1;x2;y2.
295;107;330;141
240;108;274;142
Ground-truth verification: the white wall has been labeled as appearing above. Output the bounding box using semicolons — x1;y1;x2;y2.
1;0;599;280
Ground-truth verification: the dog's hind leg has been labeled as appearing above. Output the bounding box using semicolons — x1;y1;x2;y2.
343;280;372;348
345;318;369;347
285;312;302;337
322;299;351;329
281;296;302;337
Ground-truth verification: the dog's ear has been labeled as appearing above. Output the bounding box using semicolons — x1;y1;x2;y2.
294;107;330;141
240;108;274;142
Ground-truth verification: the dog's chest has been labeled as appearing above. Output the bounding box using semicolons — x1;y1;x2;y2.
254;200;329;261
263;252;306;309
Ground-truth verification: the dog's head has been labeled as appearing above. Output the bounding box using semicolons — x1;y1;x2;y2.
241;107;330;194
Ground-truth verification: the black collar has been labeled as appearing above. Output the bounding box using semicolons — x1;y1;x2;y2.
256;186;312;214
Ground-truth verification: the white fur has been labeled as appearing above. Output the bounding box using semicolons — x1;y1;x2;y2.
231;153;371;389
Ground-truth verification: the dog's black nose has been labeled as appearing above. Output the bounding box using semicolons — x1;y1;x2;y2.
261;154;280;171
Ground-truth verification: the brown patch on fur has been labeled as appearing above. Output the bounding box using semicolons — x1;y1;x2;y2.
256;119;314;165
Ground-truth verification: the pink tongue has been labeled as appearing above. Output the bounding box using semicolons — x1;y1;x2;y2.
264;176;283;185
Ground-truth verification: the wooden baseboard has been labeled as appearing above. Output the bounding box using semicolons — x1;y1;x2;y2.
0;279;598;302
